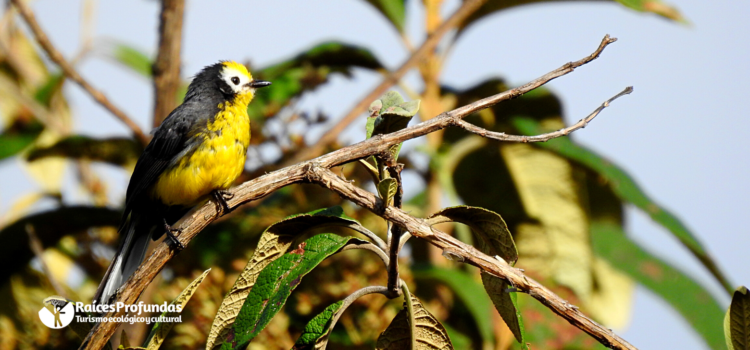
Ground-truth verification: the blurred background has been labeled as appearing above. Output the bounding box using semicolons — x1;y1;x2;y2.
0;0;748;349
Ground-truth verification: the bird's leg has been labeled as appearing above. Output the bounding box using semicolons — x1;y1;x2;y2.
211;189;234;217
163;218;185;251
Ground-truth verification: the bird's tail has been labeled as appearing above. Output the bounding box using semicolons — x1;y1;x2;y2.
94;212;154;305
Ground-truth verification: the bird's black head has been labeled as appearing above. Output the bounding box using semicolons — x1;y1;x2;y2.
184;61;270;103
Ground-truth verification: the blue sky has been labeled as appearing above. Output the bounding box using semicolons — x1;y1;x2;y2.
2;0;749;349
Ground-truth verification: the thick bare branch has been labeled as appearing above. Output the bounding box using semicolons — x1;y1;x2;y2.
151;0;184;127
10;0;149;145
287;0;487;164
305;166;637;350
79;35;622;350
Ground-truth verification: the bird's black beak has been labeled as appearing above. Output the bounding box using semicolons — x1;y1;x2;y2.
248;80;271;88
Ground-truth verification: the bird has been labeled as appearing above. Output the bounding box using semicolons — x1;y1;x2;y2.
94;61;271;304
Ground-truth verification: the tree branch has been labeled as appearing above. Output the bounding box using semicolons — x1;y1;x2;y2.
306;165;636;350
151;0;184;127
79;35;622;350
10;0;149;145
286;0;487;164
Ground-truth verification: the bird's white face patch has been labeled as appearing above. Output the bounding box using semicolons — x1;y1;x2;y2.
220;66;252;94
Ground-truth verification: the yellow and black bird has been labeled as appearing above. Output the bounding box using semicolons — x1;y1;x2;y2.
95;61;270;304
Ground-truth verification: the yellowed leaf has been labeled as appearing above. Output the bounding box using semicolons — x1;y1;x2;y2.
501;141;592;301
376;294;453;350
144;269;211;350
586;257;635;329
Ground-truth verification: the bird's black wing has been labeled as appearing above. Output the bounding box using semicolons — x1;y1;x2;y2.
123;105;196;213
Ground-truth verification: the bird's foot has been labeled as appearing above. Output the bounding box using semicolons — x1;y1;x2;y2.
163;219;185;251
212;189;234;217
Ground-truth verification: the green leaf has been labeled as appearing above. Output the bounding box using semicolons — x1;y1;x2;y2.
376;294;454;350
26;136;143;167
0;120;43;161
413;266;495;348
142;269;211;349
366;91;420;138
481;273;526;345
725;286;750;350
222;234;359;350
0;206;120;284
427;205;517;264
459;0;685;33
107;43;152;78
361;0;406;32
250;41;384;120
366;91;420;161
292;300;344;349
513;116;732;293
426;206;525;343
591;221;725;349
377;178;398;204
207;206;368;349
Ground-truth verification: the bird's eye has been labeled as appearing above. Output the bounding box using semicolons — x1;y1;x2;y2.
231;76;240;85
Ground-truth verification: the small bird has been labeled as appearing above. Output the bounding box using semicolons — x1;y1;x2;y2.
94;61;270;304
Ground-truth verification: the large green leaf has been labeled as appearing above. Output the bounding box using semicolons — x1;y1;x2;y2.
591;221;725;349
250;41;384;120
0;206;120;283
26;135;143;167
221;234;359;350
412;266;495;348
458;0;684;33
725;286;750;350
361;0;406;32
513;116;732;293
207;206;372;349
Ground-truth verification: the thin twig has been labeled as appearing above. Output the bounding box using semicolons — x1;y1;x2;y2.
400;280;416;350
78;36;623;349
345;223;387;251
286;0;487;164
26;224;68;299
386;164;405;298
306;166;637;350
151;0;184;127
340;241;389;266
10;0;148;145
456;86;633;142
323;286;389;345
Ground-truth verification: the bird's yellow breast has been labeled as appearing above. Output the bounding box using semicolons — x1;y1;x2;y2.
150;97;252;206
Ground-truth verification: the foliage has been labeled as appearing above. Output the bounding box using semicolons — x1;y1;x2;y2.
0;1;732;350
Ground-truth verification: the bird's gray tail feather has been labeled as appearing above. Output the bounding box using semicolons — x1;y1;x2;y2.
95;212;153;305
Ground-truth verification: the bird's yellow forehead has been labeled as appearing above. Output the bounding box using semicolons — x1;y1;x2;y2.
222;61;252;80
